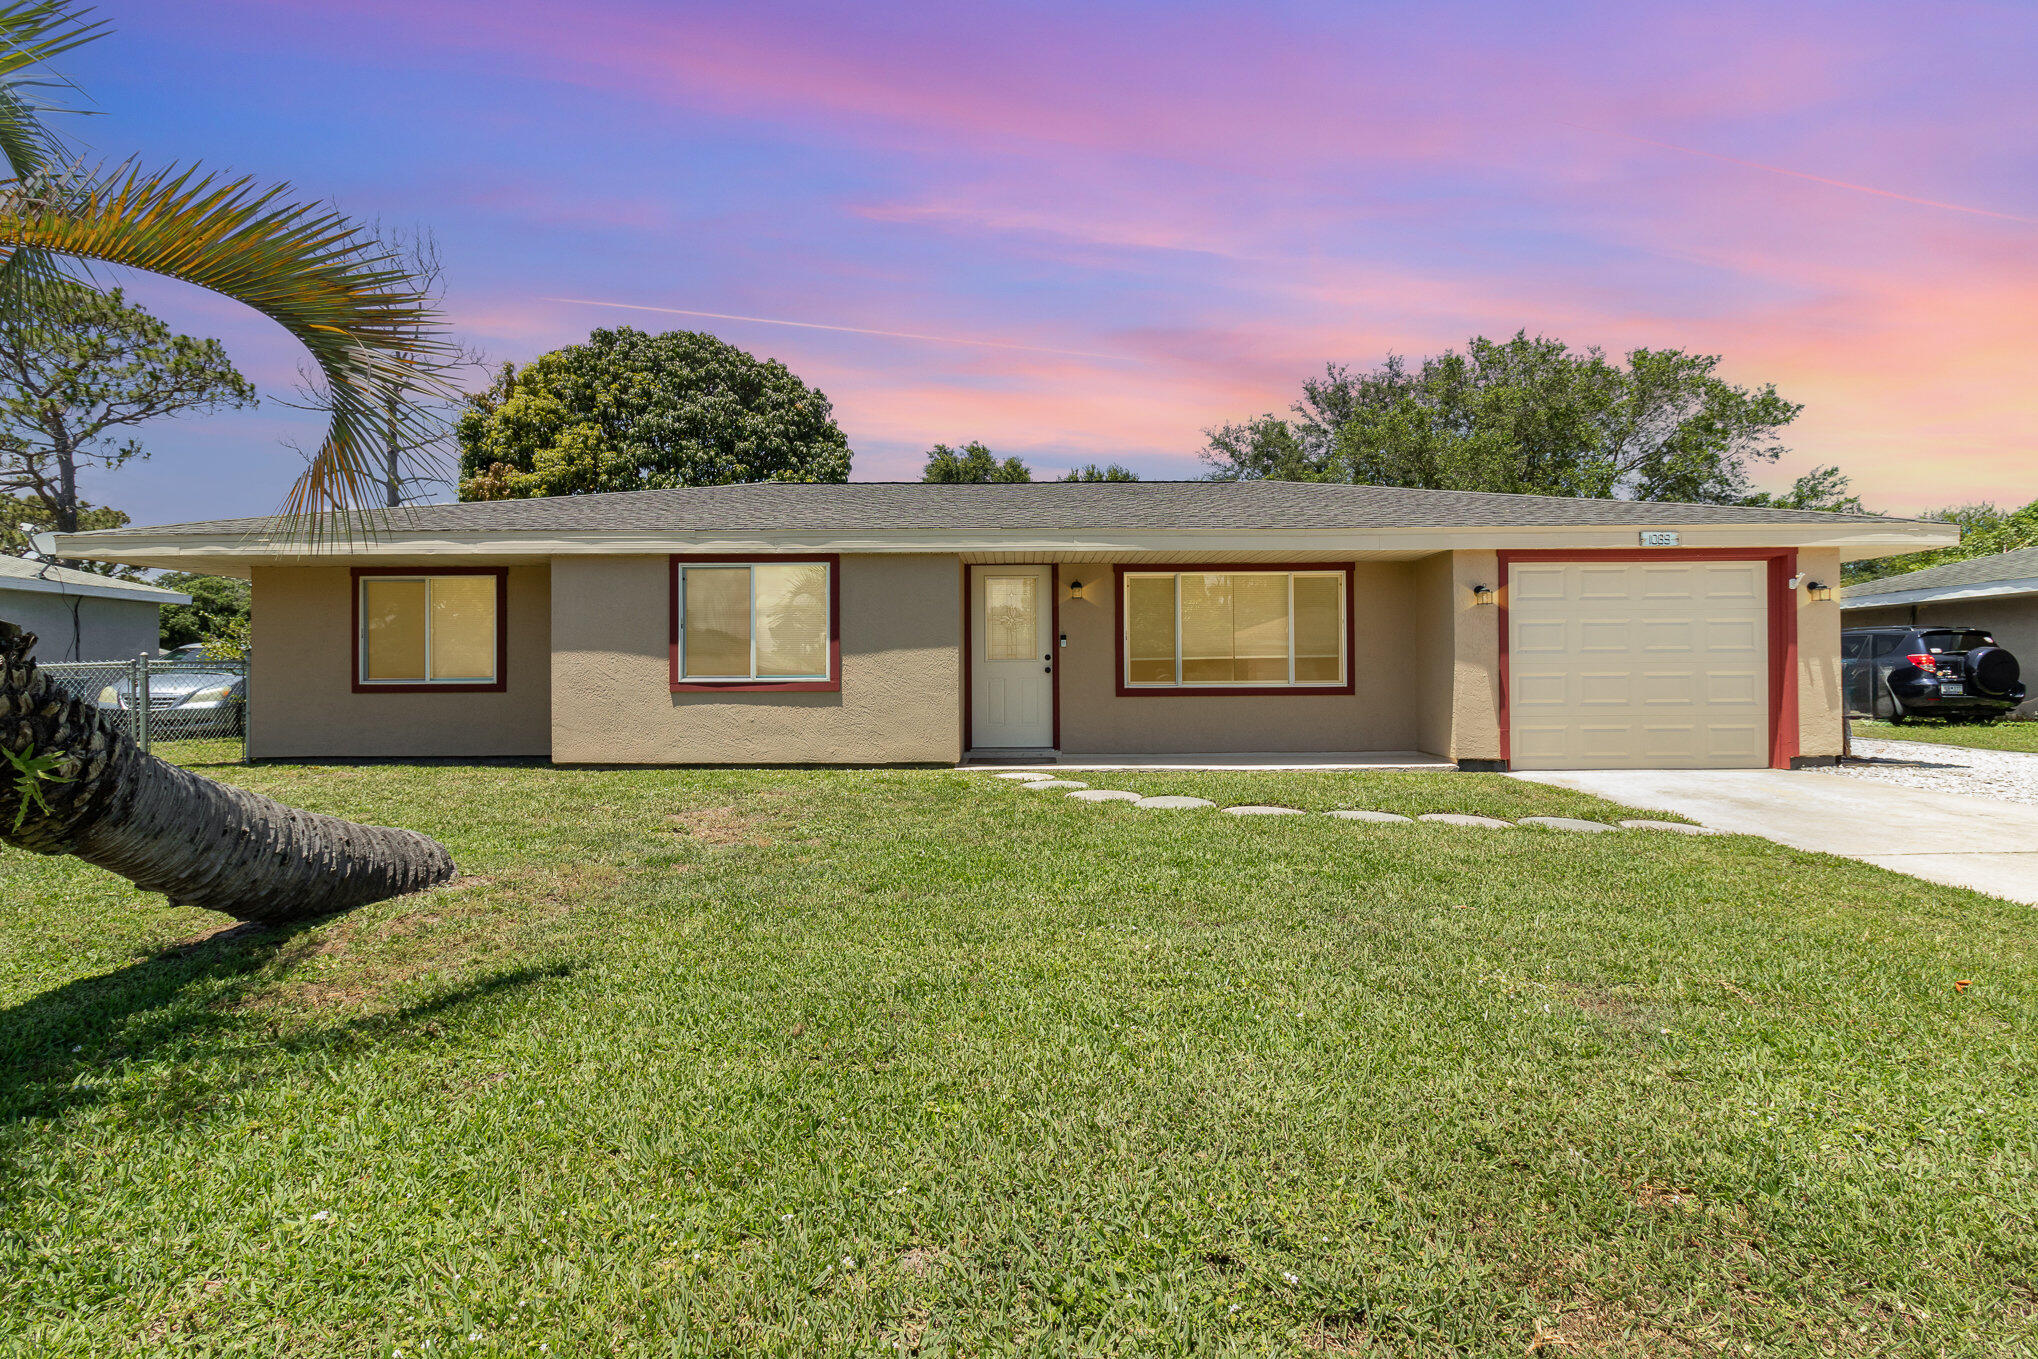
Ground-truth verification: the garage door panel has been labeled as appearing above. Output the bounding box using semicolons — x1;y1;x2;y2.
1579;619;1631;652
1513;567;1569;602
1515;618;1569;653
1578;567;1634;600
1509;560;1769;770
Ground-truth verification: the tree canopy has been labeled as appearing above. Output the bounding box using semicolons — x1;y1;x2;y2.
457;328;851;499
1846;497;2038;584
1203;332;1802;504
920;442;1139;483
921;441;1031;483
0;282;252;552
157;572;251;653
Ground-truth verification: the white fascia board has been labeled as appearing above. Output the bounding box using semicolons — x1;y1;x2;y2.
56;520;1960;569
1841;578;2038;610
0;572;190;605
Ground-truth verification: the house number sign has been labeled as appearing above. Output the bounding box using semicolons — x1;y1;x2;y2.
1639;531;1680;547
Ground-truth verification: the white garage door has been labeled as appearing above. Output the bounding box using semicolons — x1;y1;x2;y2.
1509;560;1769;770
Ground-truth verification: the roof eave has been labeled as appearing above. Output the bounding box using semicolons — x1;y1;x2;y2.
56;519;1961;574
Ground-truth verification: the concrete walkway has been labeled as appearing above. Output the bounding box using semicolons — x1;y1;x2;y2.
1511;769;2038;906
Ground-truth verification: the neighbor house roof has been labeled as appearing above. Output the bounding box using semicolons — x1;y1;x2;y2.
53;480;1958;574
0;555;191;606
1841;545;2038;609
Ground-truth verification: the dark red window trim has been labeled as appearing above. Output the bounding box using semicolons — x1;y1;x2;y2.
1111;562;1358;698
1494;548;1800;771
669;553;842;693
350;566;509;695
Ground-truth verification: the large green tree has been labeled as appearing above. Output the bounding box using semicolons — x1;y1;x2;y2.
457;328;852;499
1204;332;1802;503
0;282;252;549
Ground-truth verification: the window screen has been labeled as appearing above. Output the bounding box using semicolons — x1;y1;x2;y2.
679;561;833;681
1122;570;1346;688
359;575;498;685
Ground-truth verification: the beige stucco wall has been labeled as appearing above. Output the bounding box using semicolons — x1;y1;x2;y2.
1445;549;1503;763
1795;547;1844;757
1054;560;1421;754
248;564;552;759
550;553;962;764
1847;593;2037;719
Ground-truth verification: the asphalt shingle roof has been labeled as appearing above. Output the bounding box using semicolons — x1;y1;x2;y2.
0;555;189;600
1841;544;2038;600
73;480;1920;539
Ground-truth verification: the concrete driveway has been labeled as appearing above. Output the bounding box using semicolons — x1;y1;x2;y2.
1510;769;2038;906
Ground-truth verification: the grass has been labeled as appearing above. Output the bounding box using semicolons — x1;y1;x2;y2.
3;755;2036;1356
1853;718;2038;753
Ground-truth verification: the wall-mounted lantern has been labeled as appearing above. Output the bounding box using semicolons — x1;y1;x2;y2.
1805;581;1833;602
1067;578;1087;600
1471;584;1497;606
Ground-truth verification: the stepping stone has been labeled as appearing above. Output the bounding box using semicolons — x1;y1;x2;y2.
1068;789;1140;802
1021;779;1087;790
1326;809;1413;823
1225;805;1305;816
1519;816;1617;832
1618;819;1721;835
1419;813;1514;829
1132;795;1215;809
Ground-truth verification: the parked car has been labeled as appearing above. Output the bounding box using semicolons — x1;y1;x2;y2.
1842;626;2025;723
96;659;247;738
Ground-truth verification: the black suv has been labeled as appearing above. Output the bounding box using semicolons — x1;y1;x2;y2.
1842;626;2025;723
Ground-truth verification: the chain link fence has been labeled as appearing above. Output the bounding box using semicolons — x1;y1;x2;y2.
37;652;248;762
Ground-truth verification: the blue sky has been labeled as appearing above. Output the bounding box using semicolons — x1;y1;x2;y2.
53;0;2038;524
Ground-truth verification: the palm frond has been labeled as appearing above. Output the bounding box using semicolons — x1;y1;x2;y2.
0;163;456;541
0;2;107;177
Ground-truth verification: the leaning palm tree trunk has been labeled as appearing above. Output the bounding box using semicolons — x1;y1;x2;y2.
1;622;454;921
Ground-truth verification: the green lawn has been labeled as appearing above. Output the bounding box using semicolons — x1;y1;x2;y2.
1853;718;2038;753
3;757;2036;1356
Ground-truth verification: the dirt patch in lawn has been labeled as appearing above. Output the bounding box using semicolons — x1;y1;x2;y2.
671;806;773;847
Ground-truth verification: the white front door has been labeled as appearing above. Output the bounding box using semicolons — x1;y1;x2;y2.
971;564;1054;748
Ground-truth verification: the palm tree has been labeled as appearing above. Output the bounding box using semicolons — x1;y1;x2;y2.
0;3;460;917
3;623;453;920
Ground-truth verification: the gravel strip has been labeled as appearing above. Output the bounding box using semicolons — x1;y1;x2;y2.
1817;736;2038;808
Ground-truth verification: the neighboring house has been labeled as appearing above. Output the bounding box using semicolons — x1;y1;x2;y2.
0;555;190;663
57;481;1951;770
1842;545;2038;718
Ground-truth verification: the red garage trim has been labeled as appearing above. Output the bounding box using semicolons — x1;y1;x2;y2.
350;566;508;695
1111;562;1358;697
669;553;841;692
1495;548;1799;770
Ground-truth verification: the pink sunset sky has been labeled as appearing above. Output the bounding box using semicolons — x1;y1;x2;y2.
67;0;2038;523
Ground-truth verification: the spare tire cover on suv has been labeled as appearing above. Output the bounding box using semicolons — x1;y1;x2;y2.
1967;645;2021;697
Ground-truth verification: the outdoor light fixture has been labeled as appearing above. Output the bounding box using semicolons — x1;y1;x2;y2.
1805;581;1833;602
1067;578;1086;600
1471;584;1496;606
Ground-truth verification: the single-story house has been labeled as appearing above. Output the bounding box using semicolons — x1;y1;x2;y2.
0;555;190;663
1842;545;2038;718
55;481;1954;770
